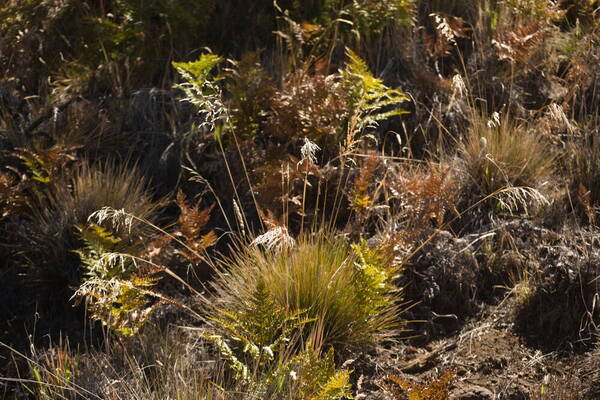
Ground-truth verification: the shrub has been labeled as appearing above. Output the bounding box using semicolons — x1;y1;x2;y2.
207;231;403;355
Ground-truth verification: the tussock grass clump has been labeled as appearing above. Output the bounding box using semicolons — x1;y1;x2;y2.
34;161;157;244
25;161;159;289
459;115;554;205
209;232;403;353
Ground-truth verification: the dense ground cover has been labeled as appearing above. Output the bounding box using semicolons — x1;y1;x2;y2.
1;0;599;399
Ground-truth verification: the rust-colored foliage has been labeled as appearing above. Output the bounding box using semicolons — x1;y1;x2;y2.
577;183;596;225
266;71;349;145
493;22;550;68
173;191;216;264
253;154;322;224
394;163;459;229
424;13;471;59
145;191;216;265
349;154;381;213
380;369;456;400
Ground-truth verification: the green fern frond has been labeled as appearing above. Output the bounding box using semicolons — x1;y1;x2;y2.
74;225;163;337
13;147;58;184
173;53;229;134
316;369;352;400
210;279;312;366
350;239;399;328
202;334;251;382
291;347;351;400
343;49;409;123
341;49;409;153
172;53;223;87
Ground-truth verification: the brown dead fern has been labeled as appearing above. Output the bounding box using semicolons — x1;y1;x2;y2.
379;369;456;400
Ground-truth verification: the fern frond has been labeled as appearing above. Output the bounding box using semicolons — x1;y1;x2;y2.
74;225;163;336
341;49;409;154
382;369;455;400
172;54;223;87
172;53;229;134
315;369;352;400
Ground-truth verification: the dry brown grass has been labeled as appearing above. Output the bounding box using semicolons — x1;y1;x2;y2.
459;114;554;204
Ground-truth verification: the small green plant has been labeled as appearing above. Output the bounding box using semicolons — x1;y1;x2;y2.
28;338;80;400
282;346;352;400
173;53;229;135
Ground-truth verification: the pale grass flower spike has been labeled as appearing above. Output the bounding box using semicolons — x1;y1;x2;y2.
300;137;321;165
487;112;501;129
251;226;296;251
